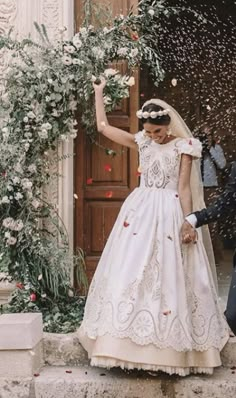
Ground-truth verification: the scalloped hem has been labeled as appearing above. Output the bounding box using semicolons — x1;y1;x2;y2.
90;357;213;376
77;329;224;376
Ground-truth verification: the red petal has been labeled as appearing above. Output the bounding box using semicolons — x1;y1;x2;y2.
189;140;192;145
104;164;112;172
123;221;130;227
86;178;93;185
163;310;172;316
34;373;40;377
66;370;72;374
105;191;113;198
175;194;179;198
136;171;141;177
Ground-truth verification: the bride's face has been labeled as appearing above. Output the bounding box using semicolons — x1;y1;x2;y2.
143;123;169;144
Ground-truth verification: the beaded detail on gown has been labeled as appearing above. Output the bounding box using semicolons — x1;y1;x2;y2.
78;133;229;376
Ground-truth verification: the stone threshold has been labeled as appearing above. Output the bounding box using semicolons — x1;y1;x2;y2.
43;331;236;368
2;365;236;398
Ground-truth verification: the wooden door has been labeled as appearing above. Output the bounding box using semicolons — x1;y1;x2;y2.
74;0;139;281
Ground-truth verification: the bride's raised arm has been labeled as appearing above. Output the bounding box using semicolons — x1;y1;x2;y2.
93;78;137;149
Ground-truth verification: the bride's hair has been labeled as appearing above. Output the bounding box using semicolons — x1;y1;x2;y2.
141;104;171;126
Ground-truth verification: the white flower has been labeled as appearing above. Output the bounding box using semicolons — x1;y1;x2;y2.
148;9;155;16
22;178;33;190
32;199;40;209
91;75;97;82
72;58;82;65
126;76;135;87
103;96;112;105
130;48;139;58
37;72;42;79
4;231;11;239
28;164;37;173
6;236;17;246
117;47;128;56
2;127;9;134
41;122;52;130
7;184;13;191
171;78;177;87
104;68;118;77
206;105;211;111
52;109;59;117
62;55;72;66
64;45;76;54
15;192;23;201
60;134;68;141
72;34;83;48
69;100;77;111
38;129;48;139
79;27;87;36
1;196;10;204
92;47;105;59
70;131;77;139
45;96;50;102
2;217;15;229
27;111;36;119
38;274;43;281
25;143;30;151
23;116;29;123
14;220;24;232
14;163;23;174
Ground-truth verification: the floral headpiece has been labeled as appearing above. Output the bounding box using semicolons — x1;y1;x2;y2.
136;108;170;119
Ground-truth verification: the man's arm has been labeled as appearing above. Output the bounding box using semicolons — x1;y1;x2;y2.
184;161;236;230
193;190;235;228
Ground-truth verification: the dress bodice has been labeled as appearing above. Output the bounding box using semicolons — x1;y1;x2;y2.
135;131;202;191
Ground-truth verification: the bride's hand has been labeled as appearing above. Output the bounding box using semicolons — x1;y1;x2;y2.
93;76;107;92
181;220;198;244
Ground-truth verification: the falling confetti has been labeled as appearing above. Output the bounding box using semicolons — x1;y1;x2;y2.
104;164;112;172
163;310;172;316
86;178;93;185
171;78;177;86
105;191;113;198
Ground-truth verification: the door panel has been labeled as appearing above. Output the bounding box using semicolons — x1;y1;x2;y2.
74;0;139;282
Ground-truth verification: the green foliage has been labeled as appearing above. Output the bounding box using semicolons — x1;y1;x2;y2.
0;0;193;332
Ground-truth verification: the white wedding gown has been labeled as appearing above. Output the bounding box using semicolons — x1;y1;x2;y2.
78;132;229;376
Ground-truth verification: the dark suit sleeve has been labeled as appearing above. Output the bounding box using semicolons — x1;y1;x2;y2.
194;161;236;228
194;191;235;228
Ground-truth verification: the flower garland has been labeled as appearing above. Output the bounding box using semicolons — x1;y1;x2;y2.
0;0;190;331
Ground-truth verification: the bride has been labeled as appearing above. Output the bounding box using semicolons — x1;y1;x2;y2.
78;78;229;376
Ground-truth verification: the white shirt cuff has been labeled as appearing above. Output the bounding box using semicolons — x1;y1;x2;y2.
185;214;198;228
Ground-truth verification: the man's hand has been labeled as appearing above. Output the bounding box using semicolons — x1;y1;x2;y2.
181;220;198;244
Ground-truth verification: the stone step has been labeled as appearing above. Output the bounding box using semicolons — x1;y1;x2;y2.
33;365;236;398
43;332;236;368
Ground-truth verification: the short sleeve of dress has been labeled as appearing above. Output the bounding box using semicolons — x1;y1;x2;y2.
134;130;148;146
176;138;202;159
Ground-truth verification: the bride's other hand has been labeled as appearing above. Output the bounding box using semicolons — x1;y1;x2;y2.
181;220;198;244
